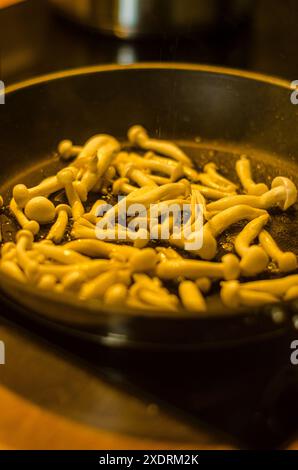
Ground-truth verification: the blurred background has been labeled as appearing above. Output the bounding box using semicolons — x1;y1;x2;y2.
1;0;298;85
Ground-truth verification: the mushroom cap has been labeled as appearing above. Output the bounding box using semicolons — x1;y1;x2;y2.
128;125;147;145
240;245;269;276
57;168;75;185
58;139;73;158
222;254;240;280
220;280;240;308
278;252;297;273
13;184;30;208
204;162;217;172
55;204;72;216
271;176;297;210
24;196;56;224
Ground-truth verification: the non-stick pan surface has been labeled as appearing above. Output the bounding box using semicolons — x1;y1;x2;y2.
0;64;297;350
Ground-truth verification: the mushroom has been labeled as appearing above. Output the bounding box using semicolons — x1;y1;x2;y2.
127;274;179;311
128;125;192;166
74;154;99;201
24;196;56;224
236;155;268;195
203;162;238;192
117;161;157;188
57;140;82;161
61;271;87;291
195;277;212;294
79;270;119;300
103;283;128;306
234;214;270;276
156;246;182;262
38;259;120;280
116;152;185;182
97;166;116;194
10;199;40;235
207;177;297;212
129;248;158;273
156;253;240;281
46;204;72;243
1;242;17;262
56;168;85;220
37;274;57;291
15;230;39;282
220;280;279;308
284;286;298;301
64;239;139;259
33;242;90;265
172;205;267;260
113;178;138;195
191;184;237;200
259;230;297;272
71;134;115;168
179;280;207;312
237;274;298;297
0;259;26;283
12;167;78;208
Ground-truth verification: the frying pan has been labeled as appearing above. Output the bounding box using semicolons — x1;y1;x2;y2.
0;63;298;350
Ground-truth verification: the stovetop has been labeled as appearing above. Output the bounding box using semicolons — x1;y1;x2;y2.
1;0;298;450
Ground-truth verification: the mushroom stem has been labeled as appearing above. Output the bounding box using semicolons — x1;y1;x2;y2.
259;230;297;272
284;286;298;301
128;125;192;166
74;155;99;201
156;254;240;281
236;155;268;195
64;239;139;258
203;162;238;192
15;230;38;281
0;260;26;283
221;280;279;308
38;259;120;280
80;270;119;300
46;204;72;243
10;199;40;235
234;214;269;276
12;168;78;208
191;184;237;200
179;280;207;312
57;168;85;220
33;243;90;265
237;274;298;297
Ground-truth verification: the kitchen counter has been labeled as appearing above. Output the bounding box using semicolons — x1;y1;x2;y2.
1;0;298;450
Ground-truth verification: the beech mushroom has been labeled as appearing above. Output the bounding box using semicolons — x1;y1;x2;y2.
128;125;192;166
259;230;297;272
207;177;297;212
179;280;207;312
33;242;89;265
104;283;128;306
191;184;237;200
57;168;85;220
203;162;237;192
0;260;26;283
12;167;78;208
80;270;119;300
234;214;270;276
46;204;72;243
238;274;298;297
58;140;82;161
284;286;298;301
236;155;268;195
221;280;279;308
15;230;39;281
156;254;240;281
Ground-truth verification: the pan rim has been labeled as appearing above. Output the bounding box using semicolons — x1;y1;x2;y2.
0;62;294;327
4;62;292;95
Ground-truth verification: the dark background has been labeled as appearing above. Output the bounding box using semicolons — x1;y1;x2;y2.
1;0;298;85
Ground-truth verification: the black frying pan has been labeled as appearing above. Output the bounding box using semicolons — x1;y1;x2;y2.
0;64;297;350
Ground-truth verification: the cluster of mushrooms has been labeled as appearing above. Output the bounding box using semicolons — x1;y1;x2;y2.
0;125;297;313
